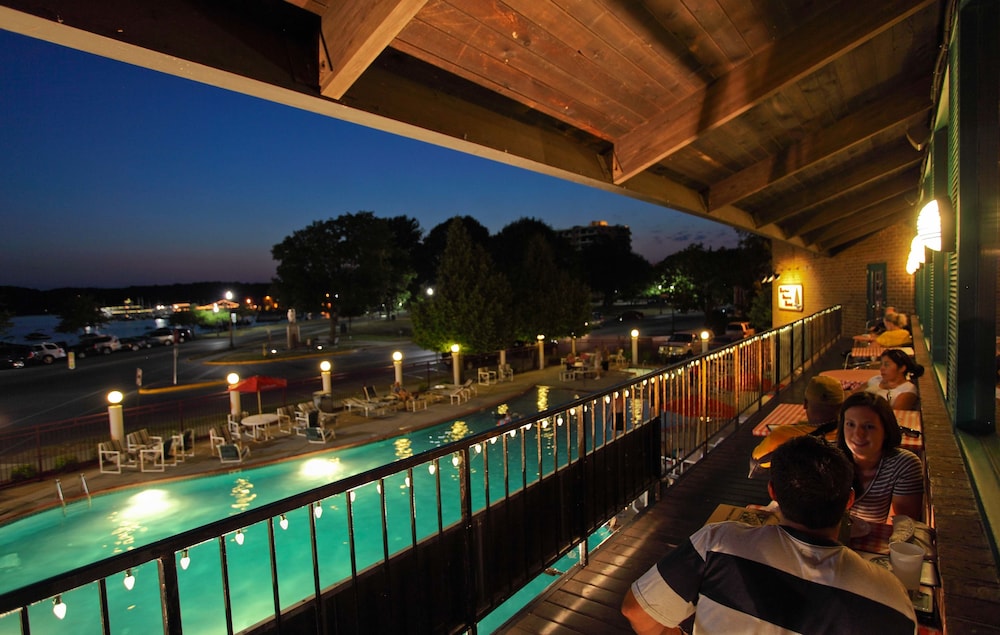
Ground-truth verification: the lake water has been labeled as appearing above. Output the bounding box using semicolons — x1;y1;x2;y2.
3;315;205;346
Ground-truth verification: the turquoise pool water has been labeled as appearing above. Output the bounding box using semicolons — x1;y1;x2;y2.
0;386;620;634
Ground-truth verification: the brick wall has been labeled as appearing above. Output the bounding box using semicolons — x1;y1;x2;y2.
771;223;915;336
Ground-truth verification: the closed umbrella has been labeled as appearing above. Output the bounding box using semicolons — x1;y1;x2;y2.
228;375;288;414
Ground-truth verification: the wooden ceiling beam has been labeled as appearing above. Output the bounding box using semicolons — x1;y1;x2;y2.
782;170;918;237
818;206;915;254
754;141;924;227
317;0;428;99
806;192;915;247
611;0;935;184
709;80;931;211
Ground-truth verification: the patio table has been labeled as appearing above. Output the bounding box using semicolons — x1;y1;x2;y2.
242;413;278;441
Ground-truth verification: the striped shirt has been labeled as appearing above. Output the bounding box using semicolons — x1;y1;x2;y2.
631;522;917;634
851;448;924;524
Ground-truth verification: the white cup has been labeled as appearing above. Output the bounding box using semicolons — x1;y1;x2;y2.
889;541;924;591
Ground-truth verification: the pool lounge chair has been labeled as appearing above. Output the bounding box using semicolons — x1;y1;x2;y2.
305;425;335;444
343;397;388;417
209;427;226;456
98;440;137;474
219;443;251;464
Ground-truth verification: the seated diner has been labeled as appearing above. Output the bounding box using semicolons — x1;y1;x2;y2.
858;348;925;411
836;392;923;524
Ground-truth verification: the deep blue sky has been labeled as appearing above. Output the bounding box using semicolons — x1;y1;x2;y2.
0;30;738;291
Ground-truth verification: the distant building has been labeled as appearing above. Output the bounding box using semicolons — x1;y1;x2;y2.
557;220;631;251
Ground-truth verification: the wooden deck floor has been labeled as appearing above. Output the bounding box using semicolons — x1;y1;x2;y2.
499;334;1000;634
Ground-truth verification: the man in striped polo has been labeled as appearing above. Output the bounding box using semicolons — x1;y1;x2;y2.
622;435;917;634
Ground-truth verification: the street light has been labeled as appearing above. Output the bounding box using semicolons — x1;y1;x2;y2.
536;335;545;370
107;390;124;441
226;290;235;349
451;344;461;386
320;361;332;394
227;372;241;419
630;329;639;367
392;351;403;385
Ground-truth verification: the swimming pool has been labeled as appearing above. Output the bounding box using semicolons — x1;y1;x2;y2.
0;386;624;634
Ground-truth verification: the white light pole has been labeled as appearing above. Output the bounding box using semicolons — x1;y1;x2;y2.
392;351;403;385
320;361;332;394
537;335;545;370
451;344;461;385
107;390;124;441
226;290;235;349
227;373;241;419
700;330;711;354
630;329;639;366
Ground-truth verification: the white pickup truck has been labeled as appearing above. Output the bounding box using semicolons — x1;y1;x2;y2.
724;321;756;340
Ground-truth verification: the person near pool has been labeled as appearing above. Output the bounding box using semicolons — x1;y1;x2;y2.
836;391;923;524
621;435;918;634
858;348;924;411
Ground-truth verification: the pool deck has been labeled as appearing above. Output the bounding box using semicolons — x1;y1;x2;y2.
0;364;635;526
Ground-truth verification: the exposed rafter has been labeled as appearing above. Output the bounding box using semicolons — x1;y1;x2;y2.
317;0;428;99
610;0;936;184
710;80;931;211
786;171;918;237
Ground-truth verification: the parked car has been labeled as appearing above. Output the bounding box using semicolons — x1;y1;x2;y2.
617;310;645;322
0;343;30;369
1;353;25;369
75;335;122;357
146;327;194;345
658;329;713;360
119;335;154;351
29;342;66;364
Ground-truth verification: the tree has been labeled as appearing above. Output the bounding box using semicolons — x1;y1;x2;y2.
55;294;106;334
410;219;512;353
411;216;490;297
505;234;591;340
580;234;653;306
272;212;418;340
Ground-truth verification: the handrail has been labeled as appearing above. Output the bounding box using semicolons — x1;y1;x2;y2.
0;306;842;633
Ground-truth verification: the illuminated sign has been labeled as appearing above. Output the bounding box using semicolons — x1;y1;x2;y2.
777;284;803;312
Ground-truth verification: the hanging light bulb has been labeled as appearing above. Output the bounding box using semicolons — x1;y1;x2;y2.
180;550;191;570
123;569;135;590
314;501;324;518
278;515;288;530
451;455;460;467
52;595;67;620
234;529;245;545
428;463;437;474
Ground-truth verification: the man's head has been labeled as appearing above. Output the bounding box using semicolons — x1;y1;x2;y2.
769;435;854;530
803;376;844;424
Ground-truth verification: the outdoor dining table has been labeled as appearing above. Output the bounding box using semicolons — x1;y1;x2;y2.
819;368;880;391
751;403;923;451
241;413;279;441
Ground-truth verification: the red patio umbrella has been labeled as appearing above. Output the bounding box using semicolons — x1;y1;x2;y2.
228;375;288;414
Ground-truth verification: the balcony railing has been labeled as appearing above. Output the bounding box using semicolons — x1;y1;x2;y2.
0;307;841;634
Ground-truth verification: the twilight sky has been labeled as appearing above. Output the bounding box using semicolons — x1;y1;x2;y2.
0;30;739;291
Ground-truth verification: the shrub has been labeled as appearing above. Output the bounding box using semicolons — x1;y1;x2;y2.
10;464;38;482
54;455;80;473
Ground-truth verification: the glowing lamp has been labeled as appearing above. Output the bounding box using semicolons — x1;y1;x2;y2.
917;199;942;251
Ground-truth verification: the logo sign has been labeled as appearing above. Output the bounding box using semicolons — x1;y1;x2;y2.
777;284;803;312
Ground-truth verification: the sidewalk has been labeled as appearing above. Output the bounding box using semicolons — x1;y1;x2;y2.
0;364;634;526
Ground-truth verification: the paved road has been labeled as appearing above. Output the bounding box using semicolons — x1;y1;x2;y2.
0;309;710;429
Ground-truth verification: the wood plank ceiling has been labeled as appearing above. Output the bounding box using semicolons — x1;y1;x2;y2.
0;0;947;255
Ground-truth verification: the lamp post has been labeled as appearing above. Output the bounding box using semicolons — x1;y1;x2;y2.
107;390;124;441
450;344;461;385
227;373;241;419
320;361;332;394
700;330;711;354
630;329;639;366
226;290;235;349
536;335;545;370
392;351;403;385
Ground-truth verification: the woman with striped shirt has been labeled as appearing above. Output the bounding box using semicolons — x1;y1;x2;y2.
836;392;923;524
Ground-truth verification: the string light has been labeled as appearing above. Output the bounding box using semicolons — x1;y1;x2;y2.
278;515;288;530
180;550;191;570
428;463;436;474
52;595;67;620
314;502;324;518
123;569;135;590
234;529;245;545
